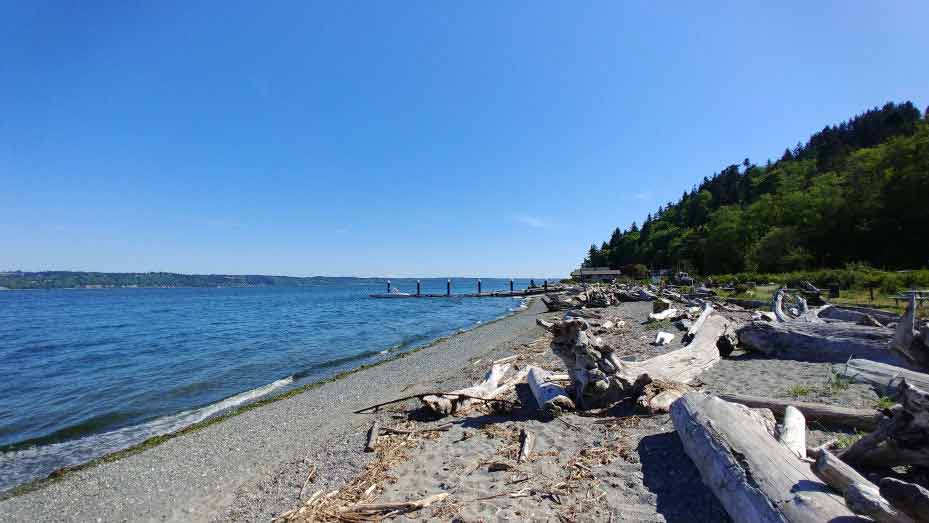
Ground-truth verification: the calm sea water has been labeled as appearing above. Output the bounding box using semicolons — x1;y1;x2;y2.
0;277;535;492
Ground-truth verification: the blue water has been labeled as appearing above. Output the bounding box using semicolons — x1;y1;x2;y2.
0;277;535;492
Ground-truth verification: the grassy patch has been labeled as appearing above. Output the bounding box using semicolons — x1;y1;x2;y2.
823;364;857;395
873;396;897;410
835;430;865;449
787;384;814;399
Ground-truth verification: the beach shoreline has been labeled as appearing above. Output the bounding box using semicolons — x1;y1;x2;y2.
0;298;547;521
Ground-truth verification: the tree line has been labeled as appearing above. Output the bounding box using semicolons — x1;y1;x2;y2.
584;101;929;276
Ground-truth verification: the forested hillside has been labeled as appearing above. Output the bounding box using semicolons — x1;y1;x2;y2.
584;102;929;275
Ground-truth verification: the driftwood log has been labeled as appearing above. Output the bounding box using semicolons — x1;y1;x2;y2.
893;294;929;367
527;366;574;414
879;477;929;523
365;421;380;452
629;314;726;384
812;450;914;523
518;428;534;464
718;393;883;431
422;362;527;416
339;492;449;519
846;358;929;393
777;406;806;459
840;379;929;468
671;393;864;522
737;320;913;367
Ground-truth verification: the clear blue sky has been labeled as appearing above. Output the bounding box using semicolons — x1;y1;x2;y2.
2;2;926;278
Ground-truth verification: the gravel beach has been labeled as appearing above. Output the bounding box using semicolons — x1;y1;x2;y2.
0;300;548;522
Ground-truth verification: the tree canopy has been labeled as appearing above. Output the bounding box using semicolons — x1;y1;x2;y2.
583;101;929;275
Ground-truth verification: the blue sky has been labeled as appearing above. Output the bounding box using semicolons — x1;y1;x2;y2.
2;2;926;278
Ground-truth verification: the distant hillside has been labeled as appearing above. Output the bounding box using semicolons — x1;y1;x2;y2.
0;271;348;289
584;101;929;275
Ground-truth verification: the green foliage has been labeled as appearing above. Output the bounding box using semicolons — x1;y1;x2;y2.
835;430;865;449
584;102;929;275
872;396;896;410
788;384;813;398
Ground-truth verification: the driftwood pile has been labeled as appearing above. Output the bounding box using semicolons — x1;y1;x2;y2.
672;380;929;523
540;282;669;312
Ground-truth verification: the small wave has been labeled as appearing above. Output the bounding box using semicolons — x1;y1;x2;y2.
0;376;293;493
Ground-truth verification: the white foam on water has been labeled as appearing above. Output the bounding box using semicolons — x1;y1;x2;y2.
0;375;294;493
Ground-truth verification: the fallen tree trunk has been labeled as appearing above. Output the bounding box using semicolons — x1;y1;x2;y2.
777;406;806;459
840;379;929;468
811;450;912;522
893;294;929;367
718;393;883;431
671;393;864;522
818;305;899;325
628;314;726;384
422;362;512;415
846;359;929;393
879;478;929;523
686;303;713;341
527;366;574;414
737;320;913;367
518;428;534;464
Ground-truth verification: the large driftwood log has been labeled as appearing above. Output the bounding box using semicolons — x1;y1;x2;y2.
628;314;726;384
777;406;806;459
812;450;913;523
527;366;574;414
846;358;929;393
421;363;528;416
893;294;929;367
737;320;914;367
841;379;929;467
686;303;713;341
718;393;883;431
819;305;899;325
879;477;929;523
671;393;864;522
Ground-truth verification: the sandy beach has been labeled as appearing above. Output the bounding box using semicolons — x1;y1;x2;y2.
0;300;547;522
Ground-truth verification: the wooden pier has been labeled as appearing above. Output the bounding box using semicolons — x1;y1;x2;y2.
369;279;559;299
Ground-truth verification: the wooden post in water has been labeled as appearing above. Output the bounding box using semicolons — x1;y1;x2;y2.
416;280;421;296
447;279;451;296
510;279;514;293
387;280;391;293
478;279;482;295
544;280;548;292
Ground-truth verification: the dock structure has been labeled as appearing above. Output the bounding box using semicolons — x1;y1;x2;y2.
369;279;558;299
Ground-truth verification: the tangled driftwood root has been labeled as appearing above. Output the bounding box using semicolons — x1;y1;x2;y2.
275;421;446;522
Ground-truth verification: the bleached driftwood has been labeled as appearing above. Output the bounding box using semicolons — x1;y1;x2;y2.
654;331;674;345
629;315;726;384
686;303;713;340
718;393;883;431
879;477;929;523
737;320;913;366
421;363;529;416
527;366;574;414
671;393;863;522
422;363;512;415
893;294;929;367
819;305;899;326
772;286;791;322
365;421;380;452
339;492;449;519
846;358;929;393
841;379;929;468
812;451;913;523
648;308;680;321
518;428;534;464
777;406;806;459
846;482;914;523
